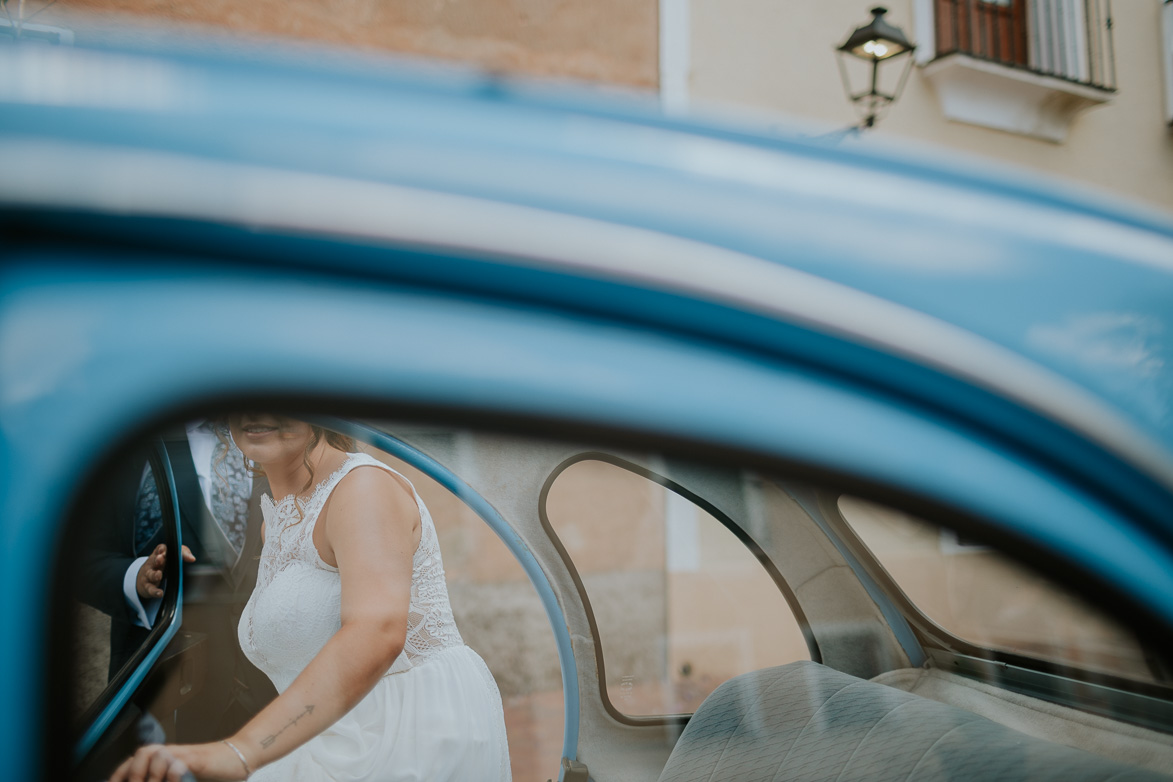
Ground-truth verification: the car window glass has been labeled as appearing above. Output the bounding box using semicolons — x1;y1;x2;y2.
838;495;1159;684
60;418;1173;782
70;450;180;729
544;457;810;717
64;421;564;782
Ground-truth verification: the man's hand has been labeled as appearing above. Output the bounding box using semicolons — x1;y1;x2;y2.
136;544;196;600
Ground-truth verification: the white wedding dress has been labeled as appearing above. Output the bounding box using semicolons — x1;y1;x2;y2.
238;452;511;781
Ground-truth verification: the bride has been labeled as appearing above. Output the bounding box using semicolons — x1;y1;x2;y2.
109;415;511;782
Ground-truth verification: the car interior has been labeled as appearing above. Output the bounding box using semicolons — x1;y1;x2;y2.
59;416;1173;782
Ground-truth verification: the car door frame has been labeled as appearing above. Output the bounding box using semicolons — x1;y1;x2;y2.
71;441;185;766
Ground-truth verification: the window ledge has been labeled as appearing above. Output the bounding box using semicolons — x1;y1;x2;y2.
922;53;1113;142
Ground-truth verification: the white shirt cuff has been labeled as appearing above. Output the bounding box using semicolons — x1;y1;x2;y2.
122;557;162;628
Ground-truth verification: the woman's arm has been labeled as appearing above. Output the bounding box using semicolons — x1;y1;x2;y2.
108;466;420;782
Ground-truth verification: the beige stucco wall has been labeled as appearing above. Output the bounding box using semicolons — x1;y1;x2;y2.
688;0;1173;215
840;496;1153;681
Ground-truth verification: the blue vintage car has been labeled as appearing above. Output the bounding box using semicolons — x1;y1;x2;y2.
1;32;1172;782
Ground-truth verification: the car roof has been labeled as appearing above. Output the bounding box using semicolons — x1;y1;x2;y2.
1;37;1172;493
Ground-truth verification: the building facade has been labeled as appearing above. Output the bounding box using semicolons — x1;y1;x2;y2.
678;0;1173;214
21;1;1171;211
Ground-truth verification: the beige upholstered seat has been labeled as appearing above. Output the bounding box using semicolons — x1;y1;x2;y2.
658;662;1172;782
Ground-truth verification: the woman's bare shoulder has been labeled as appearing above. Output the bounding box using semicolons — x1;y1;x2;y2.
328;461;418;525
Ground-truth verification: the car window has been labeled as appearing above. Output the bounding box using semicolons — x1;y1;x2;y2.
63;421;564;782
59;417;1173;782
838;494;1160;685
69;446;182;741
543;456;810;717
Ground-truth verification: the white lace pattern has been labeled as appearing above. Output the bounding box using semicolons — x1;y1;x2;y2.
238;453;464;693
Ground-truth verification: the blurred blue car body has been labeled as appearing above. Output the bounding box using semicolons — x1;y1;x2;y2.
1;37;1172;781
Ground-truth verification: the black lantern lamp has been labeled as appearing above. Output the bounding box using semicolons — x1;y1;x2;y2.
836;7;916;129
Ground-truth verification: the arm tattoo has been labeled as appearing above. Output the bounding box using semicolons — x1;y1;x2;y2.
260;704;315;749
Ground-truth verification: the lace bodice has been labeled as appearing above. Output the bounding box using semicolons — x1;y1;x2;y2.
238;453;463;693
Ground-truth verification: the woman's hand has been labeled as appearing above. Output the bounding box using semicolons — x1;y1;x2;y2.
107;740;251;782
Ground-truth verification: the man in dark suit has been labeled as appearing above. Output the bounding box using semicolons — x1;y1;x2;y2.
78;422;276;743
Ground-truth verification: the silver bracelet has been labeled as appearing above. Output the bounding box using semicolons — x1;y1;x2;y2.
221;739;252;779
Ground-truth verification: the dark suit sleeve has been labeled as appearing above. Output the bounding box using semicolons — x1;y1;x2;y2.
74;454;152;624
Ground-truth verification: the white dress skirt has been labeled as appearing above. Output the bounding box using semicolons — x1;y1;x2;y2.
238;453;511;781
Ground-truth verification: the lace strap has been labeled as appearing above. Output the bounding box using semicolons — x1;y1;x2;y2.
327;454;430;533
277;453;426;569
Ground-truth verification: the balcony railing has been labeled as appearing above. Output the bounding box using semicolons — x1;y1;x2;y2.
934;0;1115;90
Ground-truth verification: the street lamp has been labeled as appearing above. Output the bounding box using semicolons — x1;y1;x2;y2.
835;6;916;130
